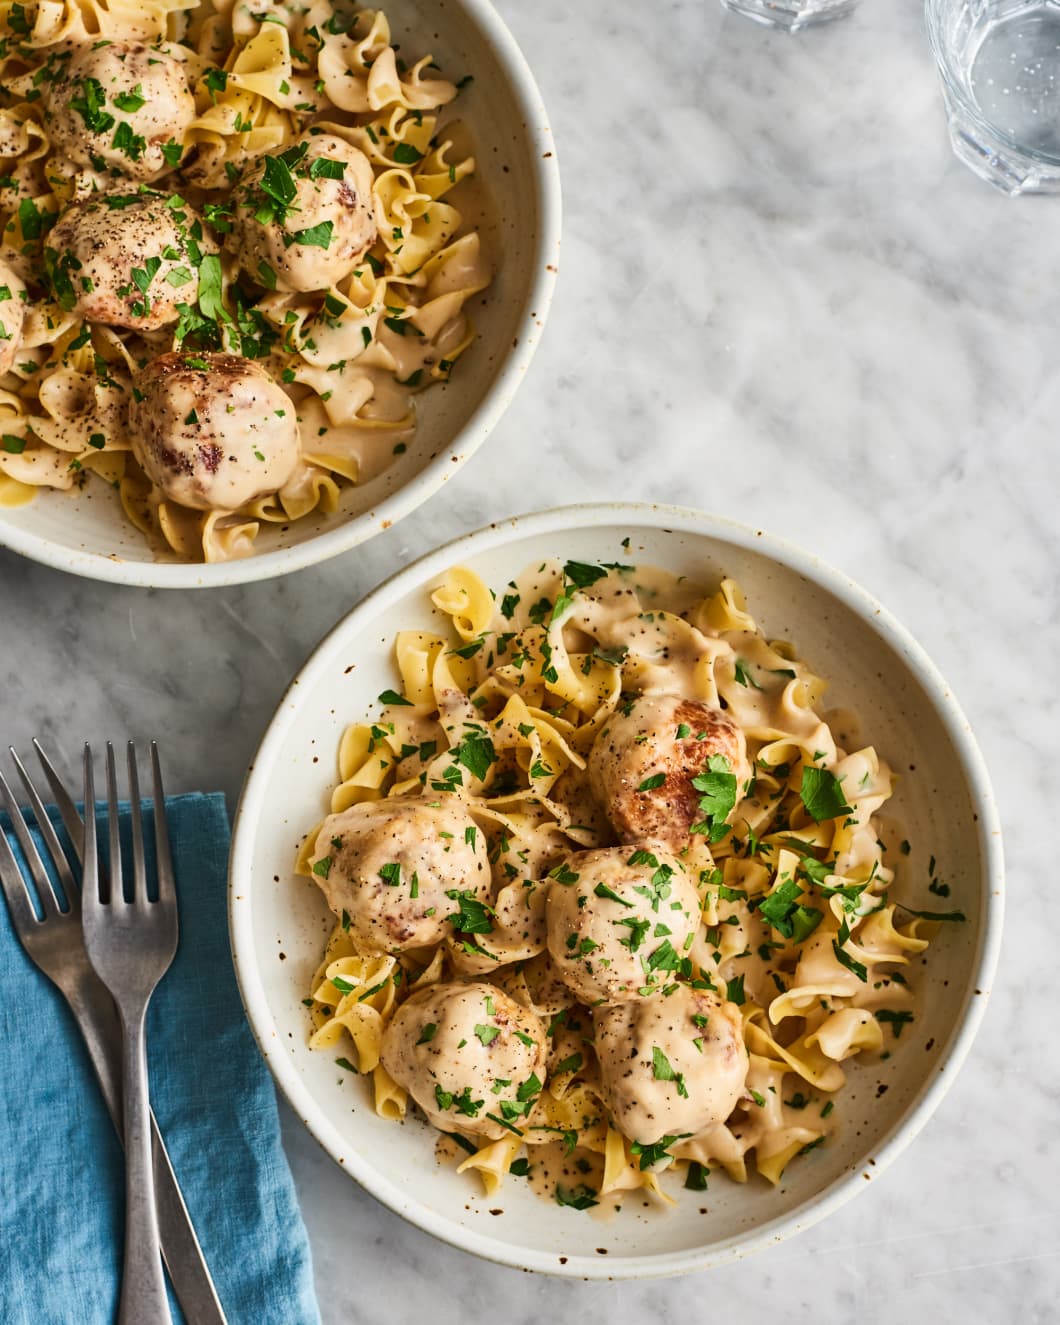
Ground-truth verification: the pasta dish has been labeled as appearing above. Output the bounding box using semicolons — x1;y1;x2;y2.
0;0;489;560
296;558;961;1208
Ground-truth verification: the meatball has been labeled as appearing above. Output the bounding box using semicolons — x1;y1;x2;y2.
44;41;194;181
226;134;377;292
588;694;749;850
381;981;547;1141
48;193;218;332
0;261;26;375
545;846;700;1005
593;987;748;1145
130;353;299;511
309;798;491;955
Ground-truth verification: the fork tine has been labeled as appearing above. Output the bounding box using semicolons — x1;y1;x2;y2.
127;742;147;904
83;745;100;906
0;815;41;932
105;742;123;905
10;748;76;908
0;766;61;918
33;739;84;865
150;743;175;908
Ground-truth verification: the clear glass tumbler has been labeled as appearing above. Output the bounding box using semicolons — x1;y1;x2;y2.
927;0;1060;193
720;0;860;31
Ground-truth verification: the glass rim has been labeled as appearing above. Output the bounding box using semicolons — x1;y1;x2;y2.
924;0;1060;169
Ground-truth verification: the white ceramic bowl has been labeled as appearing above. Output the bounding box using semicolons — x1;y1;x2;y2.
229;503;1003;1278
0;0;560;588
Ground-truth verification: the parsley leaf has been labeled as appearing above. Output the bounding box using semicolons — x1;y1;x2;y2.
563;560;608;588
629;1134;684;1171
800;766;853;823
555;1184;598;1210
690;754;737;843
832;919;867;982
445;889;494;935
450;728;496;781
876;1009;914;1037
651;1046;688;1098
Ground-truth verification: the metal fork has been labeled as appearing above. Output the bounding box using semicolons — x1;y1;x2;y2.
83;742;178;1325
0;743;226;1322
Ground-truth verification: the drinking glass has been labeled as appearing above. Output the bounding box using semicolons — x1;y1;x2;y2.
926;0;1060;193
720;0;860;31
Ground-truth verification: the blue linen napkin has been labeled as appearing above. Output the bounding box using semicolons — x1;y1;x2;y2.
0;792;321;1325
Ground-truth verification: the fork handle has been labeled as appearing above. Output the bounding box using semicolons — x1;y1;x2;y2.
64;977;228;1323
119;1004;173;1325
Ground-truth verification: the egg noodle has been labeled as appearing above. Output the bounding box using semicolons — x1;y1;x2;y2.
0;0;489;560
297;559;961;1207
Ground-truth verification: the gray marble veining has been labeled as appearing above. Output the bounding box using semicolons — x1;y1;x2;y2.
1;0;1057;1318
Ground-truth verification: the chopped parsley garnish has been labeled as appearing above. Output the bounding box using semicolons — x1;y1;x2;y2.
379;862;402;887
757;878;823;944
800;766;853;823
308;156;346;179
445;889;494;935
377;688;412;706
876;1009;914;1037
832;918;867;982
651;1046;688;1098
555;1184;598;1210
70;78;114;133
593;881;632;907
615;915;650;952
725;974;746;1005
684;1161;709;1191
637;773;666;792
902;906;966;922
112;84;146;113
733;658;762;689
690;755;737;842
474;1024;499;1046
549;863;580;886
288;220;334;249
311;856;331;879
562;560;608;588
629;1134;684;1171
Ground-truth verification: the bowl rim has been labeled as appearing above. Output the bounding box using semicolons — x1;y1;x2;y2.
229;500;1005;1279
0;0;562;589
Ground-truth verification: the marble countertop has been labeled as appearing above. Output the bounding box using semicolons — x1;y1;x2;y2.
3;0;1057;1317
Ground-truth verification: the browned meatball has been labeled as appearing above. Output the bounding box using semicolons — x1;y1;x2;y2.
588;694;749;850
310;798;491;955
593;987;748;1145
130;353;299;511
48;193;218;332
381;981;547;1141
545;846;700;1005
226;134;377;293
44;41;194;180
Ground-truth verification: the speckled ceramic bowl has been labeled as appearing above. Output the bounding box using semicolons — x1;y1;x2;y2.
0;0;560;587
229;503;1003;1278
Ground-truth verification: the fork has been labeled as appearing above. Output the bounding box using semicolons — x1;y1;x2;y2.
0;743;226;1322
82;742;178;1325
